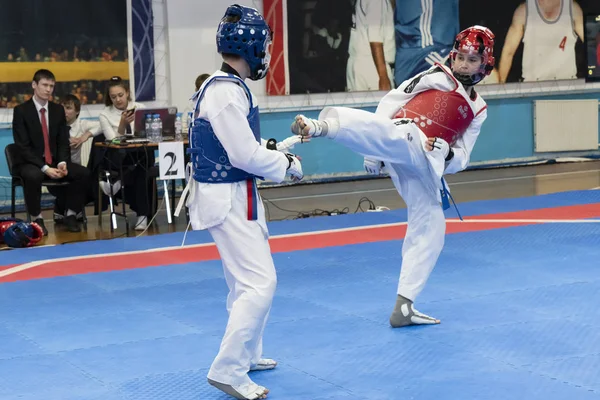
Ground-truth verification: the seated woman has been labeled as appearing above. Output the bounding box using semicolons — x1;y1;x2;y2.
98;76;154;230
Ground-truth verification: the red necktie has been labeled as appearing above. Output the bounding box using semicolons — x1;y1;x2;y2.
39;108;52;165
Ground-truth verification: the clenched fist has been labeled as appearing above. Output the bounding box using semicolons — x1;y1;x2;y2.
290;114;328;138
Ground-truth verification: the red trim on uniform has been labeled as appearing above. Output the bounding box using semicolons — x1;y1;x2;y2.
475;105;488;117
246;179;253;220
1;203;599;283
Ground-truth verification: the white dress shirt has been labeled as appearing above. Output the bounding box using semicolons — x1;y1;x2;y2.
32;96;65;172
68;117;101;167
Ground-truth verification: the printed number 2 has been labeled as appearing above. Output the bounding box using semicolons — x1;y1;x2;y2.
164;152;178;176
559;36;567;51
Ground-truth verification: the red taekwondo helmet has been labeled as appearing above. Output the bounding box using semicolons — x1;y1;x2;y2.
450;25;495;85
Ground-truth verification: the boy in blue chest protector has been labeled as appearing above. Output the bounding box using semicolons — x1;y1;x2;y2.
185;4;304;399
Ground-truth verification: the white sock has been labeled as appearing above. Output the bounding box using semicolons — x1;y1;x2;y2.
32;214;43;220
66;209;76;217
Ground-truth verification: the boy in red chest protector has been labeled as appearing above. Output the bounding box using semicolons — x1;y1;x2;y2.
292;26;494;327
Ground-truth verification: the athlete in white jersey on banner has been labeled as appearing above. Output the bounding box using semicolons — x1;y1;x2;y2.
347;0;396;91
181;4;304;399
498;0;584;83
291;26;494;328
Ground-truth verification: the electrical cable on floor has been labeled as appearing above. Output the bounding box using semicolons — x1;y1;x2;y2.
262;196;379;221
262;197;306;215
354;197;376;213
180;220;192;247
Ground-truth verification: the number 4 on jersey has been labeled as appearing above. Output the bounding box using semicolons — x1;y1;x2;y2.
559;36;567;51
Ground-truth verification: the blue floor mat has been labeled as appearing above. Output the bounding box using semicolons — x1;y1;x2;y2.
1;191;599;399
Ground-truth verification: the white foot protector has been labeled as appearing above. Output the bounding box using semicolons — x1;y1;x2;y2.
250;358;277;371
207;378;269;399
390;298;440;328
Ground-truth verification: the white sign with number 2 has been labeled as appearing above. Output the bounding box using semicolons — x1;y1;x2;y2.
158;142;185;180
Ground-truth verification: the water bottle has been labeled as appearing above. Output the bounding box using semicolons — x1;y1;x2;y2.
174;112;183;141
144;114;152;139
150;114;160;143
156;114;163;142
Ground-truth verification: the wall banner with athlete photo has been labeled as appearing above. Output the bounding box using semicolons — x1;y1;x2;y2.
460;0;600;85
264;0;600;95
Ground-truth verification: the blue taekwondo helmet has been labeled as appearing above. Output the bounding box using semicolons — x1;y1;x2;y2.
216;4;273;81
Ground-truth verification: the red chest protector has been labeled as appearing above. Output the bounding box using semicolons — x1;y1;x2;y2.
394;89;474;145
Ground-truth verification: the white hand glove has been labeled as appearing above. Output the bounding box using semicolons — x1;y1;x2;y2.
276;135;309;152
285;154;303;181
431;137;450;159
364;158;384;175
291;114;327;137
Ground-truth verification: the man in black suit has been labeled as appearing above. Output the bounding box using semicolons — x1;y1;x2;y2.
12;69;89;234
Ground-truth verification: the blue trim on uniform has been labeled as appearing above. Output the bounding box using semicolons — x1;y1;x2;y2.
191;74;254;118
441;178;463;220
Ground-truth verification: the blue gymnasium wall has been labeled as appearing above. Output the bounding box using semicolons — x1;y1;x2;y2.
0;93;599;180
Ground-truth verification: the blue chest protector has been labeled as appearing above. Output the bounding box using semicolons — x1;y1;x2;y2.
187;74;261;183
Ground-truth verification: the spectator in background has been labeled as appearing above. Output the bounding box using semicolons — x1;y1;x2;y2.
18;47;29;62
62;94;101;168
195;73;210;91
98;77;144;140
11;69;89;234
98;76;152;230
7;96;19;108
182;73;211;128
88;48;98;61
59;94;102;221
